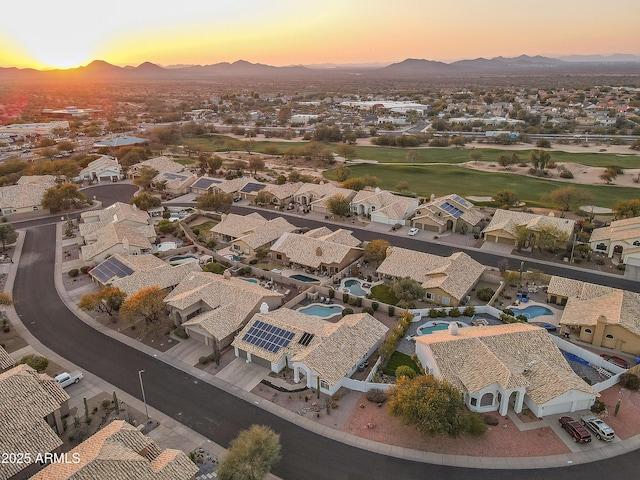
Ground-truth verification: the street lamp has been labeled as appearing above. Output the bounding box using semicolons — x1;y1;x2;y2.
138;369;149;422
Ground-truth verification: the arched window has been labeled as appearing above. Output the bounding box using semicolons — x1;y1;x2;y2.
584;328;592;334
605;334;614;340
480;392;494;406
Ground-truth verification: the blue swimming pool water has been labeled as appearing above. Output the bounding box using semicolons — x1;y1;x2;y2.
418;323;450;335
298;305;343;317
344;279;366;297
291;274;319;283
241;278;258;284
224;254;241;262
511;305;553;319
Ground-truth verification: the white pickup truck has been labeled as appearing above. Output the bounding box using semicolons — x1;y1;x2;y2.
54;371;83;388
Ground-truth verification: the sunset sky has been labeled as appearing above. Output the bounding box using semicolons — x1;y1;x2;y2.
2;0;639;69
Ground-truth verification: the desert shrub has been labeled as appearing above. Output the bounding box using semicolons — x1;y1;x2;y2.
503;308;514;316
516;314;528;322
101;399;111;409
348;297;357;306
80;266;90;274
436;308;447;318
328;288;334;299
342;308;354;316
388;305;395;317
249;259;258;265
448;307;461;317
395;365;417;379
463;306;476;317
362;306;374;315
620;373;640;390
428;309;440;318
198;356;208;365
591;400;606;414
174;327;188;339
483;414;499;426
366;389;387;403
559;167;574;179
18;354;49;373
476;288;494;301
343;292;349;303
371;301;378;311
68;269;79;277
465;412;488;436
356;297;362;307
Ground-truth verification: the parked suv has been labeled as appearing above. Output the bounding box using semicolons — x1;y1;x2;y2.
559;416;592;443
580;414;615;441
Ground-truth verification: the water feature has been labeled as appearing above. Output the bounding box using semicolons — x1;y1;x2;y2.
291;274;319;283
511;305;553;320
298;304;343;318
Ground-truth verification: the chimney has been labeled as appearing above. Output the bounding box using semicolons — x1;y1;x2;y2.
260;302;269;314
448;322;458;336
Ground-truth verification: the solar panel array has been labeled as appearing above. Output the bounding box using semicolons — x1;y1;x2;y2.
240;182;266;193
164;173;189;180
298;332;315;347
90;256;134;283
192;177;221;189
439;201;464;218
242;320;295;353
452;195;472;208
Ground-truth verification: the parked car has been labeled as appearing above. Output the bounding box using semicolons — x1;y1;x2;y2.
600;354;630;369
580;414;615;441
559;416;592;443
408;227;419;236
54;371;83;388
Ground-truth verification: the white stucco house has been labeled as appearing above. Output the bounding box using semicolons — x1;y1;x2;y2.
74;155;123;183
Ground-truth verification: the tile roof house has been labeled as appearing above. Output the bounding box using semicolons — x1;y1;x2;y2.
127;156;184;178
589;216;640;264
151;170;198;196
232;307;388;395
547;276;640;355
376;247;485;306
304;227;362;247
351;188;418;226
293;182;355;213
231;217;298;257
411;193;485;234
270;230;363;275
0;364;70;480
79;203;156;263
93;135;148;148
0;174;57;216
164;272;283;348
415;323;598;418
74;155;123;183
260;182;304;206
482;209;575;247
212;176;259;196
190;176;223;195
32;420;198;480
209;212;267;243
0;345;13;372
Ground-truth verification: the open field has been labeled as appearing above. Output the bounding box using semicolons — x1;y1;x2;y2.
326;163;640;208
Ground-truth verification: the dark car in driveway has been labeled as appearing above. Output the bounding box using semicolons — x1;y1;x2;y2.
559;416;592;443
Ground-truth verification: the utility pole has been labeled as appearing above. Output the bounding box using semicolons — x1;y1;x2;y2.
138;369;149;422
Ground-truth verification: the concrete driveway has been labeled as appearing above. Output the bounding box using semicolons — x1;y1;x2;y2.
216;357;269;391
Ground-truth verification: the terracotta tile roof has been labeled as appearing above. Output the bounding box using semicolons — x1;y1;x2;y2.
590;217;640;243
0;365;68;479
165;272;282;339
560;289;640;336
130;156;184;175
112;262;202;295
216;176;257;194
0;175;57;211
81;223;155;262
295;182;352;200
482;209;575;237
233;308;388;386
264;182;304;200
210;212;266;238
416;324;597;404
32;420;198;480
377;247;485;301
0;345;12;370
270;232;362;269
309;228;361;247
80;202;151;228
233;217;297;250
547;276;615;300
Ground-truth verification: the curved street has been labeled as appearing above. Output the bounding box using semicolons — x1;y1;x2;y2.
9;184;640;479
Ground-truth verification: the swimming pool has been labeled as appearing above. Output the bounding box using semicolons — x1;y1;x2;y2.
168;255;199;266
511;305;553;319
224;254;241;262
291;274;319;283
417;321;469;336
241;278;258;284
156;241;177;252
298;304;343;318
342;278;366;297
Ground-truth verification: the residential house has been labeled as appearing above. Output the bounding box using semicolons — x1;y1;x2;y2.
211;177;259;198
270;230;363;275
79;202;156;263
0;175;57;216
258;182;304;207
32;420;198;480
548;276;640;355
411;194;485;233
164;272;283;348
376;246;485;306
210;212;268;243
415;323;598;418
589;216;640;262
230;217;297;257
0;364;70;480
152;171;197;196
232;307;388;395
293;182;355;211
74;155;123;183
303;227;362;247
89;253;201;295
0;345;12;372
93;135;148;149
190;176;223;195
127;156;184;179
351;188;418;226
482;209;575;248
236;180;267;201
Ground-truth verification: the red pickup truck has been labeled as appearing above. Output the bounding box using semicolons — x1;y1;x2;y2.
559;416;592;443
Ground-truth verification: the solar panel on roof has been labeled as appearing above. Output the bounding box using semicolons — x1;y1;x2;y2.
439;201;463;218
242;320;294;354
239;182;266;193
452;195;472;208
164;173;188;180
90;256;134;284
192;177;221;189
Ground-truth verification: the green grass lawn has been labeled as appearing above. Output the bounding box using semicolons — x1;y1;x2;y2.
383;351;421;376
327;163;640;208
191;221;216;231
371;284;399;305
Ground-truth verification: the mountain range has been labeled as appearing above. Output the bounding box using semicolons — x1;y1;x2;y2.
2;54;640;82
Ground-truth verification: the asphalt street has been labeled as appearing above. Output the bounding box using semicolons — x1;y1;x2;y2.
10;185;640;479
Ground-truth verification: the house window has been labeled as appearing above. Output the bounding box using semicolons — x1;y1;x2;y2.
605;334;614;340
442;297;450;305
276;254;282;260
320;380;329;390
480;392;494;406
470;397;477;406
425;292;435;301
596;243;607;251
634;241;640;247
584;328;592;334
233;245;240;251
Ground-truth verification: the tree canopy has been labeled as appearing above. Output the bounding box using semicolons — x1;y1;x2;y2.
196;192;234;213
390;277;425;308
614;199;640;219
493;189;518;208
41;183;86;213
0;223;17;251
217;425;281;480
131;193;161;211
78;287;127;317
325;194;351;217
363;239;390;265
545;186;593;212
119;286;166;325
132;166;159;190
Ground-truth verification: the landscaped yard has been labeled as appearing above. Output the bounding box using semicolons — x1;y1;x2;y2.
370;284;399;305
383;351;421;377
